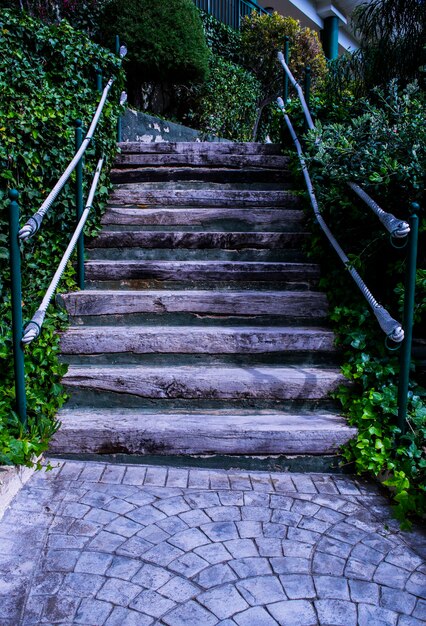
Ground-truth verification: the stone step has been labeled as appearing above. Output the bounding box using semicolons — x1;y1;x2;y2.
110;185;300;208
63;364;345;402
58;289;329;322
88;231;308;250
50;408;357;455
101;208;305;231
59;326;336;356
118;141;283;155
84;260;320;287
110;167;290;184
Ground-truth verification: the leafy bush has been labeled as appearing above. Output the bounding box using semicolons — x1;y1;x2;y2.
98;0;210;107
198;9;242;63
0;9;123;465
0;0;108;35
240;11;327;139
302;82;426;526
184;55;261;141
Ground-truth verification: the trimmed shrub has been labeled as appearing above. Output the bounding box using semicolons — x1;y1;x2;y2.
98;0;210;106
185;55;261;141
198;9;242;63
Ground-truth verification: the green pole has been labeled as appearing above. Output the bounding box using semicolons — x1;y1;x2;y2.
397;204;419;435
75;119;85;290
283;36;290;106
8;189;27;425
116;34;122;143
304;66;311;132
96;68;103;93
322;15;339;61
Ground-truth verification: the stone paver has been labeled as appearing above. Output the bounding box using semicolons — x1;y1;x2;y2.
0;459;425;625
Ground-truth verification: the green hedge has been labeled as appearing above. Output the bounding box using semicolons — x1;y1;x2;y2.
0;10;124;465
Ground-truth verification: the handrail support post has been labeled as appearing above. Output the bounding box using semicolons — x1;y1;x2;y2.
8;189;27;425
397;206;419;435
304;65;311;132
75;120;85;290
283;36;289;106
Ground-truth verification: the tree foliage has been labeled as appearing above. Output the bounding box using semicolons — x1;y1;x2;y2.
240;11;327;139
352;0;425;91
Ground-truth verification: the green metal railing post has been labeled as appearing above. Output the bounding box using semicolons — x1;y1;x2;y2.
96;68;103;93
115;34;122;143
304;65;311;132
75;119;85;290
8;189;27;425
397;203;419;436
283;36;290;106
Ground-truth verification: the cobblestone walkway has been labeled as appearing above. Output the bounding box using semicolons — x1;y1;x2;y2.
1;460;425;625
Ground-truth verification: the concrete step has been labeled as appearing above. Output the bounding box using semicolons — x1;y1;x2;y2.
110;185;300;208
118;142;283;155
58;290;329;324
101;207;306;232
50;408;357;455
84;260;319;285
110;167;291;184
63;364;345;402
59;326;336;356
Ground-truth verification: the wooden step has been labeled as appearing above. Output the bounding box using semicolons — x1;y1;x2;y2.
101;207;305;231
110;185;300;208
118;142;283;155
63;364;345;401
110;167;290;184
114;153;288;168
88;231;308;250
58;290;329;321
59;326;336;355
84;260;320;285
50;408;357;455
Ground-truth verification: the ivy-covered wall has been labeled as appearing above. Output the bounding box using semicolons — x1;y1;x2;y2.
0;10;124;465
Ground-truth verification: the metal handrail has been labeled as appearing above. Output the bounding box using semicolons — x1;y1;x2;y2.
277;50;421;435
277;51;410;239
21;158;104;345
18;77;115;241
277;97;404;343
8;38;128;426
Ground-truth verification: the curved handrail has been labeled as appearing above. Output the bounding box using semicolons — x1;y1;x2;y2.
22;157;104;344
277;51;410;240
277;92;404;343
18;78;114;241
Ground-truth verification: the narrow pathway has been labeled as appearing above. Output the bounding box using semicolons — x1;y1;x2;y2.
52;142;356;456
0;460;425;625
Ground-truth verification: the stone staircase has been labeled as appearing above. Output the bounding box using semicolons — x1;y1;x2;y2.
51;142;356;457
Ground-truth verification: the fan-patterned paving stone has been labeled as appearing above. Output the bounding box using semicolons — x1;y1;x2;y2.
0;459;425;626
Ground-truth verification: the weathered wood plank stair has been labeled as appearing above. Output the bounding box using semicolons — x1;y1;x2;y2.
51;142;356;456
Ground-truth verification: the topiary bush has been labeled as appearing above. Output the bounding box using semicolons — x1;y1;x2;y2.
98;0;210;109
0;9;124;466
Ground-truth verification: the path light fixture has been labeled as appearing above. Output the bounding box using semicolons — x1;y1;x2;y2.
119;45;127;58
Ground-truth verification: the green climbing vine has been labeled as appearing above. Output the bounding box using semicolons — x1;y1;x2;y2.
0;10;124;466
